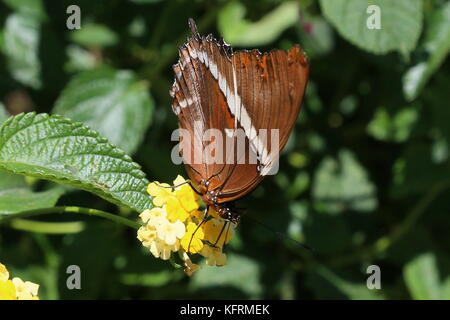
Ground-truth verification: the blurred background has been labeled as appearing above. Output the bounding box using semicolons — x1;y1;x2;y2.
0;0;449;299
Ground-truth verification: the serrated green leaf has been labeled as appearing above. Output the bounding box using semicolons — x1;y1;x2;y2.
0;113;152;212
403;2;450;101
54;68;153;154
3;13;41;88
70;24;118;48
320;0;423;55
1;110;63;214
313;150;377;213
403;252;441;300
218;1;299;47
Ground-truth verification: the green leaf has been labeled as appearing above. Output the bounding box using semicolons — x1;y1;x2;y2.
64;45;98;73
313;150;378;213
54;68;154;154
0;103;9;124
403;2;450;101
403;252;441;300
320;0;423;55
3;13;41;88
0;169;28;191
3;0;47;21
298;15;335;57
392;142;449;197
218;1;299;47
0;187;64;214
70;24;118;48
0;170;64;214
367;107;418;142
0;109;64;214
286;172;310;199
443;277;450;300
191;254;262;299
0;113;152;212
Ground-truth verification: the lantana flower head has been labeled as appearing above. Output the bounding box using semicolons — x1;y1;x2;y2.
0;262;40;300
137;175;236;276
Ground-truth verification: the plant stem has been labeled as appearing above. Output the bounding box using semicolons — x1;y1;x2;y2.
0;206;141;230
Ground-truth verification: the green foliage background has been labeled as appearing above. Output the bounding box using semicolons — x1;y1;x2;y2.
0;0;449;300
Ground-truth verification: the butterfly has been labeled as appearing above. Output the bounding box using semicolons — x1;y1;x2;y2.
169;18;309;225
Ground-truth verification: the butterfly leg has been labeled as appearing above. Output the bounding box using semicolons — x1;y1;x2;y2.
221;222;232;252
212;221;228;248
187;205;209;254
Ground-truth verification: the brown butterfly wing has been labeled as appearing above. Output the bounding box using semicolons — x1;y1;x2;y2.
170;20;309;201
170;33;237;191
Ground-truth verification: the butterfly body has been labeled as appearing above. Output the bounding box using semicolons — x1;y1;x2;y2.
170;19;309;223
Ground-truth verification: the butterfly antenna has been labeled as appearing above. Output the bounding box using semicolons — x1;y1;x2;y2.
188;206;209;253
240;212;314;252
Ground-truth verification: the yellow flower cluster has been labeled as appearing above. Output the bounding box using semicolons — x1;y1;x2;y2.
137;175;234;276
0;263;40;300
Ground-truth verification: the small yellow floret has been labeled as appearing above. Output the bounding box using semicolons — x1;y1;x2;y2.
147;182;172;206
0;263;40;300
156;219;186;246
202;219;234;246
181;222;205;254
0;280;16;300
0;263;9;282
201;246;227;267
149;240;178;260
12;278;40;300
